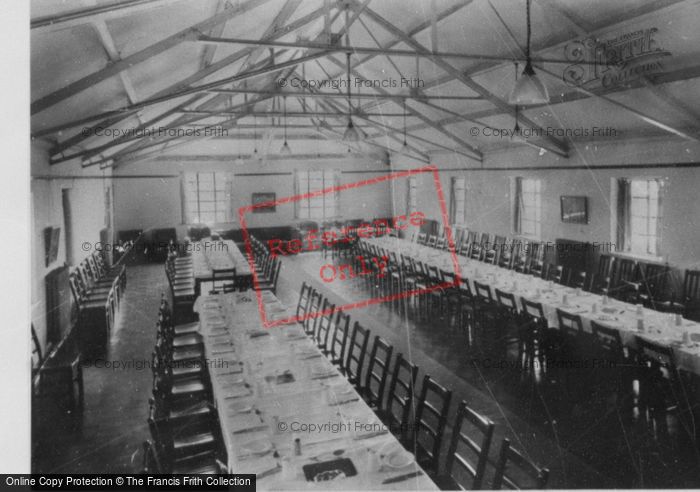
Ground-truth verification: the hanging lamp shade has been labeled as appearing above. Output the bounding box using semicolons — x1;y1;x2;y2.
509;62;549;105
343;117;361;142
509;0;549;105
279;140;292;154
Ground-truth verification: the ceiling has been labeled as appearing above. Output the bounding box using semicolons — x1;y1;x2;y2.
30;0;700;168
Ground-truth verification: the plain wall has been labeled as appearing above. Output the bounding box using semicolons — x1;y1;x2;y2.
112;156;395;238
31;141;113;354
392;136;700;275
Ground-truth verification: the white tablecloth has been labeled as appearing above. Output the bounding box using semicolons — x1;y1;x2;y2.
191;240;252;280
193;292;438;490
366;236;700;376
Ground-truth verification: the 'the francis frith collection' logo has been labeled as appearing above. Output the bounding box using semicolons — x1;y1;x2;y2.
563;27;671;89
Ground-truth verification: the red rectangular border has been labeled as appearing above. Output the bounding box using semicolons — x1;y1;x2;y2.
238;165;461;328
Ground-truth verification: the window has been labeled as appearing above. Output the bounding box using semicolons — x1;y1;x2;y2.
514;177;542;238
617;178;663;256
184;172;230;224
296;169;340;220
449;177;466;225
406;176;417;215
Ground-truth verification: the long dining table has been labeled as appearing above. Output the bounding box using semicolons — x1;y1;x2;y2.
190;239;253;294
364;235;700;376
193;290;438;490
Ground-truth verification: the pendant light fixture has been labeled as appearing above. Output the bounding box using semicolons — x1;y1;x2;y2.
509;0;549;105
510;63;526;144
279;96;292;154
342;7;361;142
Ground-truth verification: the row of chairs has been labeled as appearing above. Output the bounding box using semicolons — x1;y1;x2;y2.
415;229;700;321
143;298;225;474
165;251;196;322
294;282;550;489
67;251;126;356
349;243;700;428
246;235;282;294
596;254;700;319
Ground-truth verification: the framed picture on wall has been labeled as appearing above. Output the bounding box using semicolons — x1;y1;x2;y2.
252;192;276;213
560;196;588;224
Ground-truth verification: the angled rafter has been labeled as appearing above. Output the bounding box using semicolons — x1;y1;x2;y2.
358;4;568;157
31;0;274;115
46;3;339;157
31;0;176;31
359;0;689;115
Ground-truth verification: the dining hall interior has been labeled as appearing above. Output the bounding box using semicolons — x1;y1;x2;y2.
28;0;700;488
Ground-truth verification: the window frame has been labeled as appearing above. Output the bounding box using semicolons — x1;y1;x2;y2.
513;177;542;240
184;172;230;224
296;169;340;221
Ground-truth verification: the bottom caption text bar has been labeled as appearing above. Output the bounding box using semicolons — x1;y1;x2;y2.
3;475;256;491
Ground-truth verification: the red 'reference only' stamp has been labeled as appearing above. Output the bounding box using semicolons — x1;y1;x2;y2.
238;165;461;328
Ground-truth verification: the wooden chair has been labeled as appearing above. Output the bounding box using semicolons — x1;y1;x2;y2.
609;258;639;302
661;270;700;321
546;264;567;284
569;270;589;291
492;438;550;489
590;321;632;400
636;262;669;310
409;375;452;476
303;290;323;336
210;268;236;294
380;353;418;441
360;336;393;409
326;310;350;366
634;336;686;418
484;235;505;264
255;259;282;294
313;298;336;352
436;401;495;490
592;254;614;295
342;321;370;390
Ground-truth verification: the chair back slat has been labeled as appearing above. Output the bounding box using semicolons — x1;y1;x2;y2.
363;336;393;407
385;353;418;438
345;321;370;386
445;401;495;490
414;375;452;474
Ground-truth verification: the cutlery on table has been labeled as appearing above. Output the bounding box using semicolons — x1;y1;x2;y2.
381;471;424;484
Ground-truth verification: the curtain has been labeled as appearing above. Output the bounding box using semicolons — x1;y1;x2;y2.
616;178;631;252
655;179;664;256
513;177;523;234
180;172;189;224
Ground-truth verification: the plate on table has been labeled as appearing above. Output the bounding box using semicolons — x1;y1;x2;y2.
228;401;254;414
379;442;415;469
238;439;272;457
597;314;618;322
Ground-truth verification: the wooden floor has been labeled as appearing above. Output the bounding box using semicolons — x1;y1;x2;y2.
33;252;700;487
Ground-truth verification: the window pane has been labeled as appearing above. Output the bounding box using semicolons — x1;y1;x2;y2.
631;180;647;196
